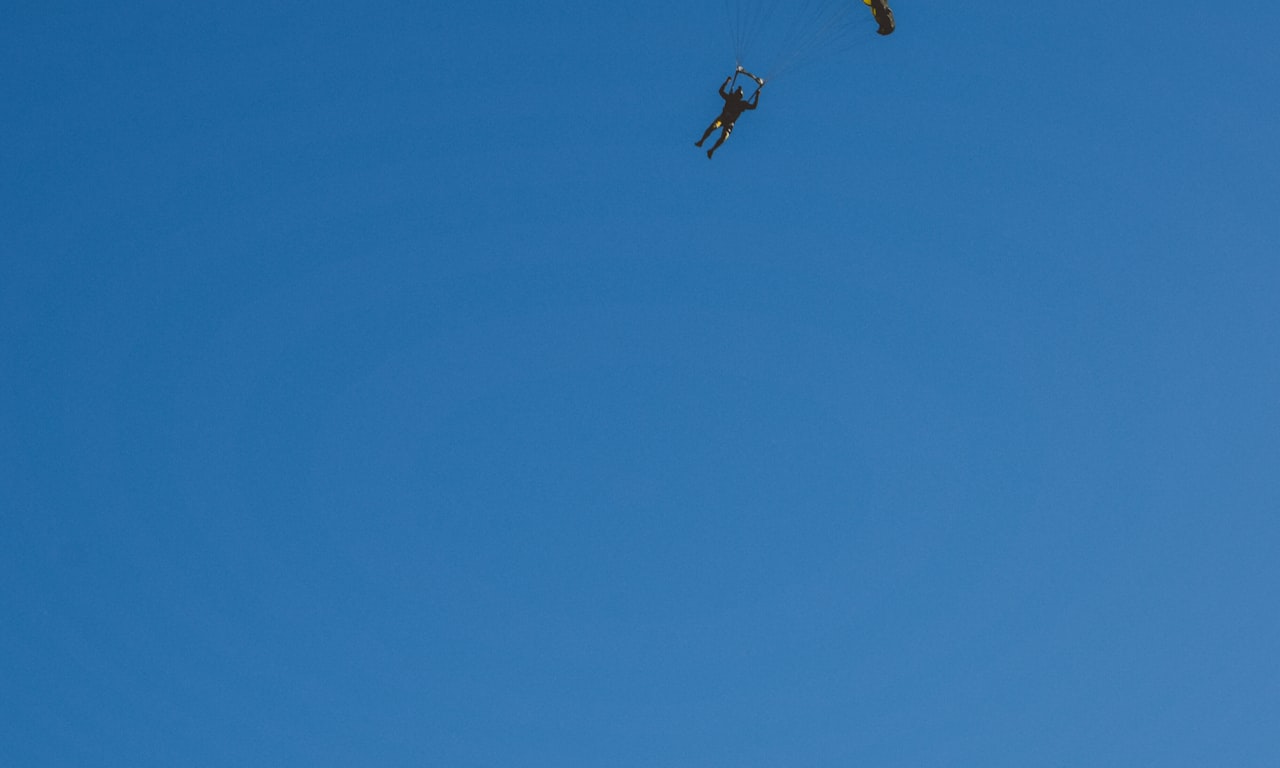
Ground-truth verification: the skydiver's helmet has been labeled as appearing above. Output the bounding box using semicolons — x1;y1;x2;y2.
735;86;745;99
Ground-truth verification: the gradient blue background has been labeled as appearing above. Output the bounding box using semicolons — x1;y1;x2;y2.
4;1;1279;765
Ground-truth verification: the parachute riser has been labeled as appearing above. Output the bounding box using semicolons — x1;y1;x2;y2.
731;65;766;96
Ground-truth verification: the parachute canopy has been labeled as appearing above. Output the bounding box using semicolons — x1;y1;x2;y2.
864;0;896;36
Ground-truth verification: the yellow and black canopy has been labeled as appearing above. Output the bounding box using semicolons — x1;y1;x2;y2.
863;0;895;35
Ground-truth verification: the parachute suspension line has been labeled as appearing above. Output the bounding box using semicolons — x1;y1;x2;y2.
722;0;879;83
723;0;787;73
824;24;881;63
722;0;741;66
723;0;758;68
759;0;856;81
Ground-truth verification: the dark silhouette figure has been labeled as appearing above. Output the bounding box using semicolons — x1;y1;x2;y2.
695;77;760;159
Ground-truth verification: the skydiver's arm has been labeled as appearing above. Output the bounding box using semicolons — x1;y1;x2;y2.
719;77;731;98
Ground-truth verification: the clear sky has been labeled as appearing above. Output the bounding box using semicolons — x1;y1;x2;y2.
3;1;1279;765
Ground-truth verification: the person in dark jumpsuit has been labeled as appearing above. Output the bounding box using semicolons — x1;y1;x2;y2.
695;76;760;159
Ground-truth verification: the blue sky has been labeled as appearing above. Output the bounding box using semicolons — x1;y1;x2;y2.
3;1;1279;765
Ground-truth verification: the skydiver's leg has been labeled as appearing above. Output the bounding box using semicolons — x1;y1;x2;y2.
696;120;722;147
706;127;730;158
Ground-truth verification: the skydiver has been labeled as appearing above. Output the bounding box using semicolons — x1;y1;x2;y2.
695;75;760;159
